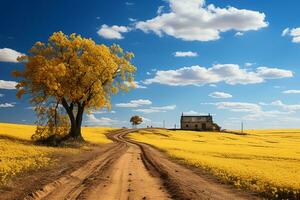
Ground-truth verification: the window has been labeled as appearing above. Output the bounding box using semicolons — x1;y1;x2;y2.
186;124;189;127
195;124;198;128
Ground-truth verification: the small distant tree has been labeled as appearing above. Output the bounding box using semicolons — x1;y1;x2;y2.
130;115;143;128
13;31;136;141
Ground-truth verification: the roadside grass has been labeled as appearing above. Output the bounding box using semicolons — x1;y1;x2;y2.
0;123;114;185
128;129;300;199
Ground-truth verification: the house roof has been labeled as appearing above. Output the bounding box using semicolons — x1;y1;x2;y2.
181;115;212;122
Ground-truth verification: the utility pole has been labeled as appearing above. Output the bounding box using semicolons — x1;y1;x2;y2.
163;120;165;128
241;122;244;134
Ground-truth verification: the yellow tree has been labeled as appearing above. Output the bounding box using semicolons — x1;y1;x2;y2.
13;32;136;140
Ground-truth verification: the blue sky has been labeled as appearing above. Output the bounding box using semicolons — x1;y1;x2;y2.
1;0;300;129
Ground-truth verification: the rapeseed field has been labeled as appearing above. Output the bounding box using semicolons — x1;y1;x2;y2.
129;129;300;199
0;123;114;185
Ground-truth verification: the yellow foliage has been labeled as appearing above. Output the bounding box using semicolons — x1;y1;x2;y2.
129;129;300;199
13;31;136;139
0;123;114;185
13;31;136;110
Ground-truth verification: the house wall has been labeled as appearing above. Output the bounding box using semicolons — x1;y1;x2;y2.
181;122;213;131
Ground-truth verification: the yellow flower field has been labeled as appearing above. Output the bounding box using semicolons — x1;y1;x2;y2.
0;123;114;144
0;123;114;185
128;129;300;199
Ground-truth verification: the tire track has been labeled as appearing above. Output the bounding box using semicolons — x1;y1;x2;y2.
24;129;129;200
23;129;258;200
119;130;258;200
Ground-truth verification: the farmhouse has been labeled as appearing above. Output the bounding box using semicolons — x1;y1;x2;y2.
180;113;220;131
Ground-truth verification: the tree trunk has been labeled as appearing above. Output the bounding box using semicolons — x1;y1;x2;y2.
62;99;84;141
70;104;84;140
69;121;83;140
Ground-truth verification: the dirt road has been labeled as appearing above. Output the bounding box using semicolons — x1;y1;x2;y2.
23;129;257;200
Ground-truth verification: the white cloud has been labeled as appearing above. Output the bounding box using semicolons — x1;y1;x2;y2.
124;81;147;89
209;84;217;87
235;32;244;36
245;62;255;67
282;28;290;36
129;18;137;22
157;6;165;15
258;100;300;112
206;101;291;122
116;99;152;108
243;110;291;121
135;0;268;41
143;64;293;86
0;94;3;97
91;110;116;114
212;102;261;113
0;103;15;108
146;72;151;75
86;114;117;125
183;110;210;115
141;116;152;122
255;67;293;79
125;2;134;6
134;105;176;113
0;80;17;89
96;16;100;20
0;48;24;63
174;51;198;57
282;27;300;43
269;100;300;112
209;91;232;99
283;90;300;94
97;24;130;39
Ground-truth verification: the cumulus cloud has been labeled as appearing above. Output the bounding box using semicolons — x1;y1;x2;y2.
269;100;300;112
116;99;152;108
134;105;176;113
255;67;293;79
128;18;137;22
157;6;165;15
0;80;18;89
86;114;117;125
282;27;300;43
0;48;24;63
211;102;261;113
124;81;147;89
125;2;134;6
205;101;292;121
143;64;293;86
174;51;198;57
245;62;255;67
97;24;130;39
91;110;116;114
209;92;232;98
282;28;290;36
135;0;268;41
282;90;300;94
0;103;15;108
235;32;244;36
